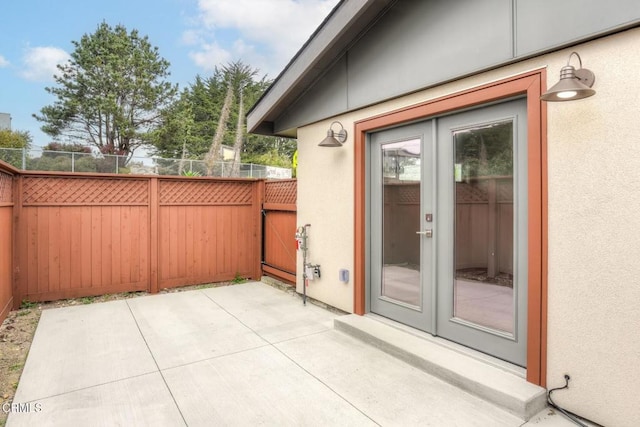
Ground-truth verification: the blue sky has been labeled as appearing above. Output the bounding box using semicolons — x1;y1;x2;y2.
0;0;339;147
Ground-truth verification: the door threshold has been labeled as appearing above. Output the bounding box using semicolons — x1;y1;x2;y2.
367;313;526;377
334;314;546;421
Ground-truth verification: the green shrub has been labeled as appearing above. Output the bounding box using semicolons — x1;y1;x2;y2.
74;156;98;172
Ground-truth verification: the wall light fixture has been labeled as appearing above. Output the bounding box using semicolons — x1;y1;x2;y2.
318;121;348;147
541;51;596;102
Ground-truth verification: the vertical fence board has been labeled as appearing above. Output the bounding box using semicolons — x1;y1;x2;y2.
13;175;24;310
120;207;131;285
0;207;12;323
226;207;234;274
201;207;211;277
149;178;158;294
216;208;225;275
101;206;113;287
185;206;194;278
80;206;93;288
178;206;187;278
130;206;140;283
0;167;14;322
59;206;71;291
90;206;101;289
25;208;37;297
167;207;177;279
212;207;221;277
69;207;82;289
37;207;49;295
48;207;61;292
111;206;122;287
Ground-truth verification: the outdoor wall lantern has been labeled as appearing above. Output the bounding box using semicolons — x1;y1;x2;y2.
318;121;348;147
541;51;596;102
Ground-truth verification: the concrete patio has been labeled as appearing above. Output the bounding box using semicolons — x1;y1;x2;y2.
8;281;577;426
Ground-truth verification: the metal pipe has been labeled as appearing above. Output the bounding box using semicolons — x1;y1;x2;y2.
297;224;311;305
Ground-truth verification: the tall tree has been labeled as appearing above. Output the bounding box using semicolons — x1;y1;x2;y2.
150;61;297;174
229;85;245;177
204;64;235;175
229;63;257;177
34;22;177;157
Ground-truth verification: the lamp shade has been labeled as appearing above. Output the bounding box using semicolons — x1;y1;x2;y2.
318;121;348;147
541;53;596;102
318;129;344;147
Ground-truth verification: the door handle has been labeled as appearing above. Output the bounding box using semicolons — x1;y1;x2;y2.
416;229;433;238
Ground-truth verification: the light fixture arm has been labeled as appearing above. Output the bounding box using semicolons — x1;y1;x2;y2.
329;121;347;143
566;52;595;87
567;51;583;68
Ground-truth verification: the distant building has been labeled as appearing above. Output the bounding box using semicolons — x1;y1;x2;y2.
221;145;235;161
0;113;10;130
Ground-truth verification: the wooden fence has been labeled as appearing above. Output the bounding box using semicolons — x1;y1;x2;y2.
262;180;297;284
383;178;513;276
0;163;268;316
455;177;513;276
0;164;15;324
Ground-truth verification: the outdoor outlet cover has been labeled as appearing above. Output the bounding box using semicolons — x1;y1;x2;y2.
339;269;349;283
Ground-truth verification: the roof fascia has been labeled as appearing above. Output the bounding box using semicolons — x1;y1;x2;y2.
247;0;386;134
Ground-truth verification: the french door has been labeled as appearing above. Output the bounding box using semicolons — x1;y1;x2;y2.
369;98;528;366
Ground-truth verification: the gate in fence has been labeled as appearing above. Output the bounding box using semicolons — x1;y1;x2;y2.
262;180;297;284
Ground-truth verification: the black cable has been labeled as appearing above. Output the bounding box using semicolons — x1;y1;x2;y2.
547;375;589;427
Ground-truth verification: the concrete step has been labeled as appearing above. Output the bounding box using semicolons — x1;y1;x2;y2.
334;314;547;421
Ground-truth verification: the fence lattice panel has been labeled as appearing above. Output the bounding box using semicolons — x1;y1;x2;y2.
0;172;12;204
265;180;297;205
22;176;148;205
159;180;253;205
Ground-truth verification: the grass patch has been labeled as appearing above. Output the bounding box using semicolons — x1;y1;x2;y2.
232;273;247;284
19;300;36;310
8;363;23;372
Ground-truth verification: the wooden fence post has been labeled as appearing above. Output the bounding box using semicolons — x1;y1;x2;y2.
253;180;265;280
12;175;23;310
149;177;159;293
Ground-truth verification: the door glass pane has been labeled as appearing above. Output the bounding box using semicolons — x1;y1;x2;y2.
453;120;514;334
381;139;421;306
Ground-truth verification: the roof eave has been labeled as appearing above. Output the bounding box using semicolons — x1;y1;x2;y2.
247;0;394;136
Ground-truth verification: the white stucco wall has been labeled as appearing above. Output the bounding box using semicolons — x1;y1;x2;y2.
296;123;355;312
544;29;640;427
296;27;640;426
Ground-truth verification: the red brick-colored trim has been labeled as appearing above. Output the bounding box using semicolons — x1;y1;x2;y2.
353;69;548;386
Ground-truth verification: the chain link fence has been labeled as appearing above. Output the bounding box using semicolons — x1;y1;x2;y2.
0;147;292;179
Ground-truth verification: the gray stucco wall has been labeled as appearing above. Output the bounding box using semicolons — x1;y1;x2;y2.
275;0;640;133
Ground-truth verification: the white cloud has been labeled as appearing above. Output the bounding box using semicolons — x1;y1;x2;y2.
20;46;70;82
188;0;339;77
189;41;233;70
0;55;9;67
181;29;201;46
